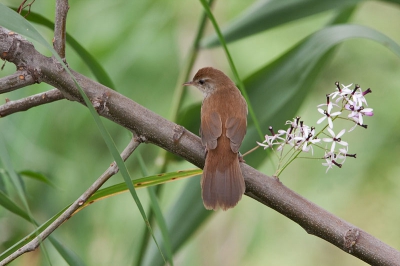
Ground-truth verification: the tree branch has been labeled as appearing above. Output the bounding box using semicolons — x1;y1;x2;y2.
1;136;142;265
53;0;69;59
0;26;399;265
0;88;64;117
0;71;36;93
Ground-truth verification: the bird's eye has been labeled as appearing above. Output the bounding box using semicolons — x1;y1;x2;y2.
199;79;205;85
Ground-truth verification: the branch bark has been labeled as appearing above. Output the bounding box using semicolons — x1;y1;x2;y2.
0;88;64;117
1;26;399;266
53;0;69;59
0;71;36;93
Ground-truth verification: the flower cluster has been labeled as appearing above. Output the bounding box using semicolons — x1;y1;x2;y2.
257;82;373;175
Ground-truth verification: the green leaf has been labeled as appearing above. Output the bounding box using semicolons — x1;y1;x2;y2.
19;170;57;188
47;236;85;266
201;0;364;47
87;169;201;203
0;189;31;221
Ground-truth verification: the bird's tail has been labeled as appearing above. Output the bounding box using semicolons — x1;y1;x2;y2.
201;151;245;211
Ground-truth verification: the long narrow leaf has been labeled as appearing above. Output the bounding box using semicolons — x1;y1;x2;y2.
0;189;31;221
136;153;173;266
201;0;363;47
19;170;57;188
198;0;263;140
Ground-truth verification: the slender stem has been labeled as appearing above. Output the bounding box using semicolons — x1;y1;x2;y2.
198;0;264;140
241;145;259;157
169;0;214;123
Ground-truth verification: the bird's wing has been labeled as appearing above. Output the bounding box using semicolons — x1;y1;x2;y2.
201;111;222;150
225;116;247;153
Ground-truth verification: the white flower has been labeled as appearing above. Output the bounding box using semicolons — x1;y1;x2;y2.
351;86;368;107
293;126;321;155
330;83;352;103
317;103;341;129
322;151;335;173
285;117;301;129
346;104;374;125
322;128;348;152
257;135;280;150
257;129;287;150
322;150;344;172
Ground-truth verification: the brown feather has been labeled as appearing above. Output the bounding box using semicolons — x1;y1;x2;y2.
201;134;245;210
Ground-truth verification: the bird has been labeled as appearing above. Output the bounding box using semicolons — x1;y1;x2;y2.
183;67;247;211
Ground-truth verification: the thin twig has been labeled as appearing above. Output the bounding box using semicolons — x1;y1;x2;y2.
53;0;69;59
1;137;141;265
0;72;36;94
17;0;36;17
0;89;64;117
17;0;27;13
242;145;259;157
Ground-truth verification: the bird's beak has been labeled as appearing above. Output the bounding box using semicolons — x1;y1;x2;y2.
183;81;194;86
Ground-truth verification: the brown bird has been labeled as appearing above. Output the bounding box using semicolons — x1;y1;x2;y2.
183;67;247;211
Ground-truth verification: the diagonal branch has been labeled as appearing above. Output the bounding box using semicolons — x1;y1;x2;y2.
1;136;142;265
0;26;399;266
0;88;64;117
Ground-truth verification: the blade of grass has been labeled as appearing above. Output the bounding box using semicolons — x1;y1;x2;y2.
198;0;263;140
136;153;173;266
201;0;363;47
19;170;57;189
0;189;31;221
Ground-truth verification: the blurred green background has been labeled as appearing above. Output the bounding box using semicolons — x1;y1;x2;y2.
1;0;400;265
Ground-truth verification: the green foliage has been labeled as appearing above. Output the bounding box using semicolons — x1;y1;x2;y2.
0;0;400;265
